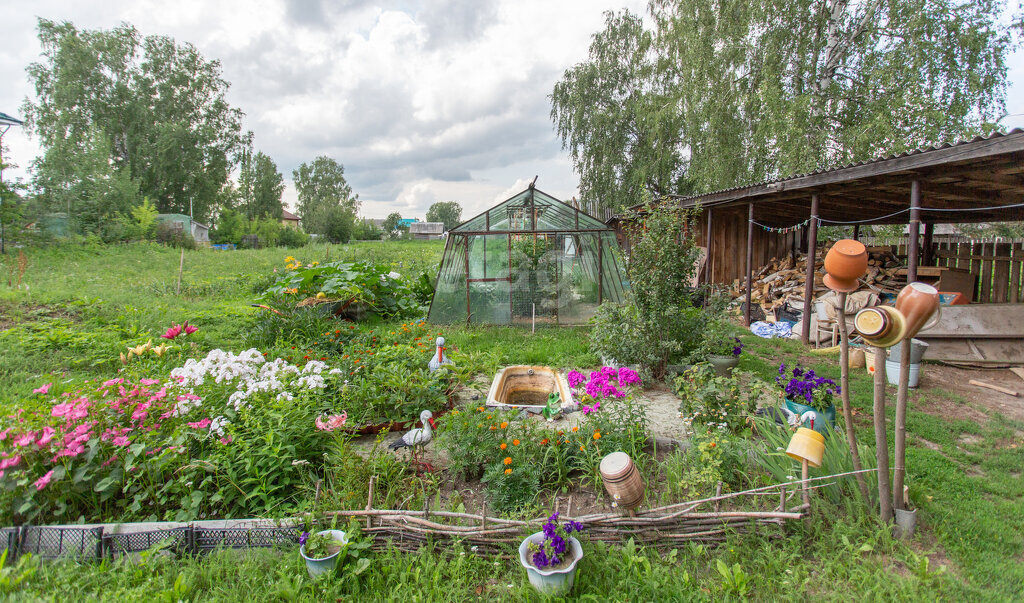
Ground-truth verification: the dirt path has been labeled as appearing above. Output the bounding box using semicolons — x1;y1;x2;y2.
917;363;1024;423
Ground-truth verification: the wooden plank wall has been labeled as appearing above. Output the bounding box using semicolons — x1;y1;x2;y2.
853;237;1021;304
696;208;797;286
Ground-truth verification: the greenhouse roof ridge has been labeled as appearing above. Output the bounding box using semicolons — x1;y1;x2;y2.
451;184;612;233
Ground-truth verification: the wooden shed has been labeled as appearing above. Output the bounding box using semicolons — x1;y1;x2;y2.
611;129;1024;343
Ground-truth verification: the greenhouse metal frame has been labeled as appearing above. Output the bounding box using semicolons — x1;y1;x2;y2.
427;184;628;325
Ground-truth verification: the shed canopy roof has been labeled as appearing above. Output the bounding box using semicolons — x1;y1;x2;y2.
281;209;300;221
455;185;609;233
635;129;1024;227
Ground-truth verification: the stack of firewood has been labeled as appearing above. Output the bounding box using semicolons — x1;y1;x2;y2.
731;245;904;313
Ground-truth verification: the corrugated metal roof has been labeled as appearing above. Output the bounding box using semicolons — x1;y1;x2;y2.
625;128;1024;212
409;222;444;234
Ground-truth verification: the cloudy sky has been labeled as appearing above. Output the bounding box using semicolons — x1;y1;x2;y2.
1;0;1022;220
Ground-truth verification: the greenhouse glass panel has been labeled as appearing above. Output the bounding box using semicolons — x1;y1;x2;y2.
427;185;628;325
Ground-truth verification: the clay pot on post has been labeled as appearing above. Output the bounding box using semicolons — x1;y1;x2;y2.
854;306;908;349
823;239;869;293
895;282;941;340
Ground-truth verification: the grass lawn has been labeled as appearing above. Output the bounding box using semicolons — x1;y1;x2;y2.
1;241;1021;601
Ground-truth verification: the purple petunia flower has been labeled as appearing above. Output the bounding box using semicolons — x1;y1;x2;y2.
299;531;309;546
533;550;549;568
566;370;585;389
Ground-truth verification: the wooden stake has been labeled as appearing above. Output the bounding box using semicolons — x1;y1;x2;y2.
837;291;870;504
873;346;894;522
801;460;810;508
893;343;911;511
176;247;185;295
366;475;376;529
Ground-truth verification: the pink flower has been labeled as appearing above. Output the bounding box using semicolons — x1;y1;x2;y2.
51;402;73;417
315;412;348;431
0;428;9;441
161;324;183;340
187;418;212;429
0;455;21;469
36;426;57;447
140;378;160;386
112;436;131;447
219;436;233;445
34;469;54;491
13;432;35;447
182;321;198;335
102;377;125;388
102;454;118;467
33;383;52;395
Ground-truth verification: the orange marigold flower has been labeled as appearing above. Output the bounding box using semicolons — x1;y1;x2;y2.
512;439;520;446
504;468;512;475
500;422;508;429
709;442;717;448
477;406;485;412
490;425;497;431
503;457;512;465
500;442;507;450
579;445;586;451
540;438;549;445
571;426;579;433
593;432;602;440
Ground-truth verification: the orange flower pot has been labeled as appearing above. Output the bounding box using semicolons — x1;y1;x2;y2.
823;239;868;293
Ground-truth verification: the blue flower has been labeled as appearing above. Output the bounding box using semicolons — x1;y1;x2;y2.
299;531;309;546
532;550;549;568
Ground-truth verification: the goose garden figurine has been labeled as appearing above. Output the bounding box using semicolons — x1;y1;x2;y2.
428;337;453;372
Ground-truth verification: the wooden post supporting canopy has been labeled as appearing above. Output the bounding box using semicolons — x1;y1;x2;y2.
908;181;921;283
800;194;820;344
922;222;934;267
744;203;754;326
705;208;713;286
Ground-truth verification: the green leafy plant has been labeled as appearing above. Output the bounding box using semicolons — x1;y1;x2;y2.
675;366;774;434
716;559;750;598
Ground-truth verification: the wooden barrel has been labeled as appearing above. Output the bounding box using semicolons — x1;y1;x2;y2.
599;452;644;510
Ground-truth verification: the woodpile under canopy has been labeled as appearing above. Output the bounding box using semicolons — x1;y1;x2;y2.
732;244;906;314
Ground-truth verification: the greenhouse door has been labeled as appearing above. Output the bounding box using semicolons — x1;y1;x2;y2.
466;234;511;324
509;234;560;326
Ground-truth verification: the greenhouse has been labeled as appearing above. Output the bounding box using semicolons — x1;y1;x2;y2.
428;184;628;325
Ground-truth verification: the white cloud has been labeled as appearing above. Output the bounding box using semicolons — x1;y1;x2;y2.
3;0;1022;222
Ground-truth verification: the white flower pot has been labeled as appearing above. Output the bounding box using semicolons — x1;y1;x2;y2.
299;529;348;578
518;531;583;595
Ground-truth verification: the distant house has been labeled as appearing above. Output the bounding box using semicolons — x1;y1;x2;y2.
397;218;419;229
409;222;445;240
156;214;210;245
281;209;301;229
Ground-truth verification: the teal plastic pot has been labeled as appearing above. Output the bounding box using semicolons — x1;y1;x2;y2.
518;532;583;596
300;530;348;578
784;398;835;434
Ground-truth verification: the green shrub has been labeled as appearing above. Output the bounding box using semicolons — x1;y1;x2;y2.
277;225;310;248
675;366;774;434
